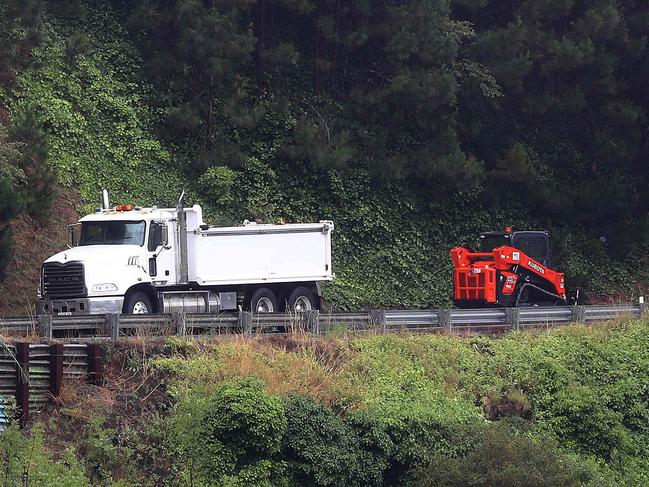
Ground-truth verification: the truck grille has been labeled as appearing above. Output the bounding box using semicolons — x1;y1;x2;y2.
42;262;86;299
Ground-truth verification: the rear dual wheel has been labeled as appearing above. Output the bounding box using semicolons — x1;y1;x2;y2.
248;286;317;313
250;288;279;313
286;286;316;312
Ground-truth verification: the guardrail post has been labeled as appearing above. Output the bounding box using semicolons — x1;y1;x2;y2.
106;313;120;340
305;310;320;335
87;344;104;386
37;314;52;340
571;305;585;323
505;308;520;331
239;310;252;335
439;309;452;332
639;297;647;317
370;310;385;326
15;342;29;425
174;313;186;336
49;343;64;397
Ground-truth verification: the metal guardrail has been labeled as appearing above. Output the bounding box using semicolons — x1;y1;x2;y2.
0;303;645;339
0;316;38;335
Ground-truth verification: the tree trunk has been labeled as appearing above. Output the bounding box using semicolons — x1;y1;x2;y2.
332;0;340;96
254;0;267;89
314;13;321;95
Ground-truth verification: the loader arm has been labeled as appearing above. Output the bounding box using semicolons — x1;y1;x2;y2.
492;246;565;298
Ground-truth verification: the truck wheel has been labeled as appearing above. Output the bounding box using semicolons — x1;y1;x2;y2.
124;292;152;314
250;288;278;313
286;286;316;312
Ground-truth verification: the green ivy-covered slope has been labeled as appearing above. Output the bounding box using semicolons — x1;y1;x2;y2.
3;0;649;310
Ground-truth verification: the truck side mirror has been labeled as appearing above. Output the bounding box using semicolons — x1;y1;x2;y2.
148;222;167;252
66;223;81;248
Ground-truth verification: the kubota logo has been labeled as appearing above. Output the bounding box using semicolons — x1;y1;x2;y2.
528;261;545;274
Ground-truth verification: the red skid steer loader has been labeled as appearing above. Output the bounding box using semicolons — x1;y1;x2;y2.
451;227;568;307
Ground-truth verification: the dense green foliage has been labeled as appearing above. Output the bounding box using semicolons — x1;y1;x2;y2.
412;420;611;487
0;125;25;274
2;320;648;485
281;394;392;486
1;0;648;303
0;426;91;486
138;320;649;486
0;0;54;277
9;9;186;213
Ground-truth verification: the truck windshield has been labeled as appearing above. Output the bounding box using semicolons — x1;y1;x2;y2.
79;221;146;246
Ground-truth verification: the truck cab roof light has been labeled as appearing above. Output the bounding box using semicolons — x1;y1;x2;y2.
115;204;134;211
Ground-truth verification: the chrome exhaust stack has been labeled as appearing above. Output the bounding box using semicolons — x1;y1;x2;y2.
176;190;189;285
101;189;110;210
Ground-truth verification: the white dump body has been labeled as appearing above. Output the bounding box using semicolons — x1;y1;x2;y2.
187;221;334;286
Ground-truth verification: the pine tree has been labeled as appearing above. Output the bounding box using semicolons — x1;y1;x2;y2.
341;0;483;185
0;0;48;276
128;0;257;175
0;123;26;277
456;0;649;249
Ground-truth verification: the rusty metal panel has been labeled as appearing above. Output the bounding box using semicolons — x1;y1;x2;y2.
63;344;89;380
29;344;51;410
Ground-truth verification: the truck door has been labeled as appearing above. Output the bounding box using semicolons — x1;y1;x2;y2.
147;221;177;285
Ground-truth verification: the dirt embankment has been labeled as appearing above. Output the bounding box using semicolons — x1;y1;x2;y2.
0;186;80;316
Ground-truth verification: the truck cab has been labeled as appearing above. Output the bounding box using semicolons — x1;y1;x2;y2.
39;204;189;315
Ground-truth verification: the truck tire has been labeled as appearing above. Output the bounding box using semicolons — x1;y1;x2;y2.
249;288;279;313
286;286;316;312
124;292;153;314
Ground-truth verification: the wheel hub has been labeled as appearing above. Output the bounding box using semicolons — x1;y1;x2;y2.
132;301;149;314
256;297;274;313
293;296;312;312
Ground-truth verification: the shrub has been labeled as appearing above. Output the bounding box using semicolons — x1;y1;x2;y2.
410;421;614;487
169;378;286;486
281;394;390;487
0;425;91;486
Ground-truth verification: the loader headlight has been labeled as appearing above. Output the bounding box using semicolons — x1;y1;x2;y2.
92;283;118;293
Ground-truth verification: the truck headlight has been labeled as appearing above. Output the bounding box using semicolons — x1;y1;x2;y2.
92;283;118;293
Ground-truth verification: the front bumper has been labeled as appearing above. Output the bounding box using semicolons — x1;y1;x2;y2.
38;296;124;315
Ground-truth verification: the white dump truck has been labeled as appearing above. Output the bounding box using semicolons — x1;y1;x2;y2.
38;191;334;315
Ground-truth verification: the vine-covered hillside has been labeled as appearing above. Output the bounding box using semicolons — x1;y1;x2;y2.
1;0;649;312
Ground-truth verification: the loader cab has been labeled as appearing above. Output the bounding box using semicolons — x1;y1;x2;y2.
480;230;552;267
